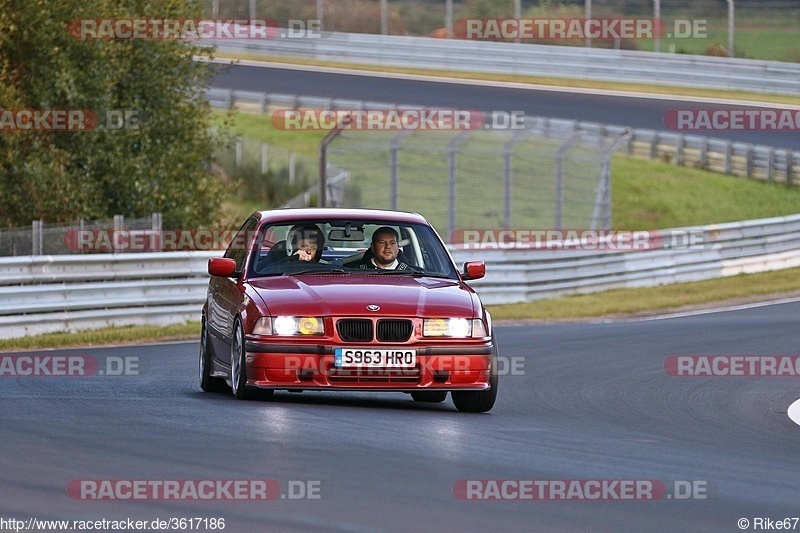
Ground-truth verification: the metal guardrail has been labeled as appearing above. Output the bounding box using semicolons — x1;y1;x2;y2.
460;214;800;304
210;32;800;96
207;88;799;185
0;252;215;339
2;214;800;339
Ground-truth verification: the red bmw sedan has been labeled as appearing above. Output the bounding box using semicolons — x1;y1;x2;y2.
199;208;497;412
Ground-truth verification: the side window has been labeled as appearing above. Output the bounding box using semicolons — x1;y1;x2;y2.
224;217;258;273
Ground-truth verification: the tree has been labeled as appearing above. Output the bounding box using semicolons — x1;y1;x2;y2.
0;0;227;228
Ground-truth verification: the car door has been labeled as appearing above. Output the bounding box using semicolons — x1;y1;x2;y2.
207;216;258;365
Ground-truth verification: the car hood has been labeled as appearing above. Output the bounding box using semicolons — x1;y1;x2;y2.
248;274;475;318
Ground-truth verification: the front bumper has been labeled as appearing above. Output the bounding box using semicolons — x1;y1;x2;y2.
243;341;493;391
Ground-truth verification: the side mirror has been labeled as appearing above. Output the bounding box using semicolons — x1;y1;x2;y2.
208;257;237;277
462;261;485;280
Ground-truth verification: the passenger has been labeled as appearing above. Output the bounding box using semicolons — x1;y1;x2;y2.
359;226;411;270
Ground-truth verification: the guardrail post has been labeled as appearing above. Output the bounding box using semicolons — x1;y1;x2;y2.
113;214;124;232
724;141;733;174
767;148;775;182
650;132;658;159
226;90;234;110
746;145;754;178
259;93;268;114
786;150;794;186
700;138;708;168
31;220;42;256
675;134;684;166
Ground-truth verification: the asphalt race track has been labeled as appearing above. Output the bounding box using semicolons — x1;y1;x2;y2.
211;63;800;151
2;302;799;532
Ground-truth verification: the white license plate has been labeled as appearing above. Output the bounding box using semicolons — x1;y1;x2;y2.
334;348;416;368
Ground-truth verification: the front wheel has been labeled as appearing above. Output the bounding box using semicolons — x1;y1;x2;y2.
231;320;273;401
451;343;498;413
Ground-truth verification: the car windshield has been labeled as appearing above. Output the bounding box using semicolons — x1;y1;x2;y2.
248;219;459;280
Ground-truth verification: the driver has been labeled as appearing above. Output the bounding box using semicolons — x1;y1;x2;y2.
264;224;325;265
286;224;325;262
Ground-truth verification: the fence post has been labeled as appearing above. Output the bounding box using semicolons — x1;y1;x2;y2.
113;214;124;232
289;151;296;185
554;133;582;230
151;212;162;251
32;220;42;256
787;150;794;186
261;143;269;175
503;130;528;230
259;93;268;114
388;131;412;211
446;132;469;241
235;136;243;168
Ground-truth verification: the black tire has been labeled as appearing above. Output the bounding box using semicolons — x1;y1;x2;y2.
199;316;226;392
410;391;448;403
451;342;499;413
231;320;274;401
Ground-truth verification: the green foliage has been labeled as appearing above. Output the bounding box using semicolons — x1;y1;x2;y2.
0;0;227;228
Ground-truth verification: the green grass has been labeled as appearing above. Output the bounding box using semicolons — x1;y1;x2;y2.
611;156;800;229
634;10;800;62
0;322;200;353
488;267;800;321
212;111;324;158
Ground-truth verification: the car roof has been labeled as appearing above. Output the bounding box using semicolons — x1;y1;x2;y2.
254;208;429;225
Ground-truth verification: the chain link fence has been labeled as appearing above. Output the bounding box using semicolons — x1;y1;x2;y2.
0;214;161;257
322;123;627;242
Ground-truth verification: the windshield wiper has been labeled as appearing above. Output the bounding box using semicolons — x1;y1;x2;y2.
372;269;427;276
290;267;349;275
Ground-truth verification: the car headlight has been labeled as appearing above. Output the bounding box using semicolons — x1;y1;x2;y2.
253;317;272;336
271;316;324;336
423;318;486;338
